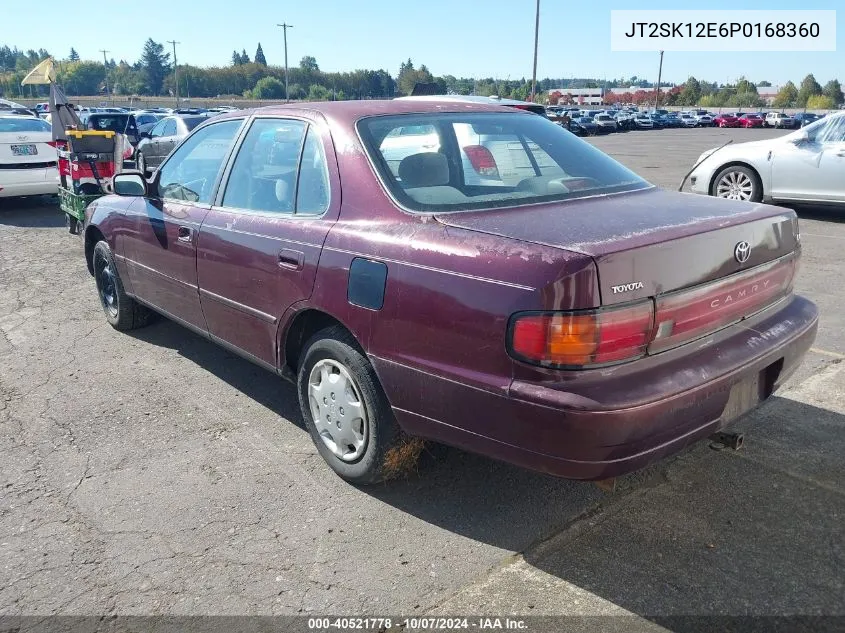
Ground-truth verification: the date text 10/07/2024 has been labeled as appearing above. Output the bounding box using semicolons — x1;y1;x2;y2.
307;617;528;630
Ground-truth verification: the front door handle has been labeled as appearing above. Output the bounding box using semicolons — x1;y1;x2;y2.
278;248;304;270
177;226;192;242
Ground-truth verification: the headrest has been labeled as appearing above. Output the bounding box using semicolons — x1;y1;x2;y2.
398;152;449;188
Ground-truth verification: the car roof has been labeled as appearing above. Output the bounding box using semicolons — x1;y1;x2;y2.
206;99;534;127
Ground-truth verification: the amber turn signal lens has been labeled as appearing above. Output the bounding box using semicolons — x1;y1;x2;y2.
509;303;654;368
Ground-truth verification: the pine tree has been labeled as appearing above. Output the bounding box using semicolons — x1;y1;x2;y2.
140;38;171;95
69;48;80;62
254;43;267;66
241;49;250;64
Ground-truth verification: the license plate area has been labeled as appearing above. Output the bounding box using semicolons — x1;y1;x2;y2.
721;374;762;422
721;358;784;422
11;144;38;156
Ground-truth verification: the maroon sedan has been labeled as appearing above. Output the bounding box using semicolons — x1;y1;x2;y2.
85;101;818;484
738;113;765;128
713;113;740;128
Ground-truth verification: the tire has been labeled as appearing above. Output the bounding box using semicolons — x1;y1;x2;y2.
137;151;148;176
297;325;408;484
92;240;154;331
711;165;763;202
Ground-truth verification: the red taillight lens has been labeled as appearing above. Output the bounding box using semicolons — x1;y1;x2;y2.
509;302;654;368
123;146;134;159
650;258;796;353
462;145;500;179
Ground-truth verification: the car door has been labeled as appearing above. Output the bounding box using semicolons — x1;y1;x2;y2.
196;116;338;368
123;118;245;330
142;119;167;166
771;117;845;202
158;118;181;161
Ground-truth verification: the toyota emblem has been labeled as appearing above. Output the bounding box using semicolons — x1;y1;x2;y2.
734;241;751;264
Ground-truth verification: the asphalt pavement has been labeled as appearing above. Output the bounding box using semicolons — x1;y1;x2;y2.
0;127;842;632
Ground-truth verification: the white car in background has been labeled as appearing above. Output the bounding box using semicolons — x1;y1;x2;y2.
0;116;60;198
688;111;845;206
765;112;795;129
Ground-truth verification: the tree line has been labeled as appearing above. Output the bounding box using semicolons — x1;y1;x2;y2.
1;41;842;110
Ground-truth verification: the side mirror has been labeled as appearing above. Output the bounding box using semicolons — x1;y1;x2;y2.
113;172;147;196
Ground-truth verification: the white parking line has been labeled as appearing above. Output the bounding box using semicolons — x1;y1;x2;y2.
802;233;845;240
810;347;845;360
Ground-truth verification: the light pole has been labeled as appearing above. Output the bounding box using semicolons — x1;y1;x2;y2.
530;0;540;102
277;23;293;102
654;50;664;110
168;40;180;107
100;49;110;102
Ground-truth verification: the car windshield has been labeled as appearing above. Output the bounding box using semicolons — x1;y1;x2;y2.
0;117;51;133
790;113;845;144
358;112;650;213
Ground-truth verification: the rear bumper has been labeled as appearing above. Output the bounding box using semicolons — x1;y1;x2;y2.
0;167;59;198
382;294;818;480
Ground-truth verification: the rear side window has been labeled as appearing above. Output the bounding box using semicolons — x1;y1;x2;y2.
163;119;177;136
222;118;330;216
359;112;648;213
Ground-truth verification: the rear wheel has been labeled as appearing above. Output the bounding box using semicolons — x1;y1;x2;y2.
92;240;154;331
711;165;762;202
297;326;411;484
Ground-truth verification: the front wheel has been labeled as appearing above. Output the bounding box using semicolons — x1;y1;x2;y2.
92;241;154;331
711;165;763;202
297;326;414;484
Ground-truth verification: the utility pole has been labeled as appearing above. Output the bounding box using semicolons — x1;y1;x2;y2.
277;23;293;102
530;0;540;102
168;40;180;107
100;49;110;102
654;50;664;110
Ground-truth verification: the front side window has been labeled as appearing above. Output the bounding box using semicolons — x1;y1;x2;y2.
149;120;167;138
359;112;649;213
158;119;242;204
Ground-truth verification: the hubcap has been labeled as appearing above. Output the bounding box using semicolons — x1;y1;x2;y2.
716;171;754;201
94;252;118;317
308;359;368;461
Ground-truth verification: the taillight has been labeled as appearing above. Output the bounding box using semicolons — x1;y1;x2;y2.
508;302;654;368
123;146;134;159
46;141;60;148
462;145;500;179
650;258;795;353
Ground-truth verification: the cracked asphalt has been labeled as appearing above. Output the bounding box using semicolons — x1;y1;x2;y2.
1;128;843;629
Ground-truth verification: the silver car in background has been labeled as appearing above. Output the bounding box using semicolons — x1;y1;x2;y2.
688;111;845;206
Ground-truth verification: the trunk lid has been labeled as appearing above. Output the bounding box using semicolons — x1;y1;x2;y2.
0;129;56;169
434;188;798;306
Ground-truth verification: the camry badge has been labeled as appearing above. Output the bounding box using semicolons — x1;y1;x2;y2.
611;281;644;294
734;241;751;264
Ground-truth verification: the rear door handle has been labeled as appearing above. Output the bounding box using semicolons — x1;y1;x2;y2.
278;248;304;270
177;225;192;242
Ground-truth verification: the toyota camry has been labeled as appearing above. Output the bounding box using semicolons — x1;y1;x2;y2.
82;100;818;484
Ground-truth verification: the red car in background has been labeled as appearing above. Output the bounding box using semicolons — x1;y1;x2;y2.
713;113;740;128
738;113;765;128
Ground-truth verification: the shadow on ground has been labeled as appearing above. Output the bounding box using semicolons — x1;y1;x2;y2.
0;196;65;228
792;204;845;225
520;396;845;628
127;317;305;429
125;313;844;624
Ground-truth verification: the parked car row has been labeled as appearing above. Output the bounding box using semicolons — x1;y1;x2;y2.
546;105;828;135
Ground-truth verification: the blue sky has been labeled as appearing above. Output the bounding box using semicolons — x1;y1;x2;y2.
2;0;841;85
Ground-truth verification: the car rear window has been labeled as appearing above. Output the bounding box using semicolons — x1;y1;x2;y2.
0;118;51;133
183;116;209;131
358;112;649;213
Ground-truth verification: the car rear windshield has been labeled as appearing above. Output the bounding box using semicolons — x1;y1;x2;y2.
88;115;129;132
358;112;649;213
183;116;209;131
0;117;51;133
